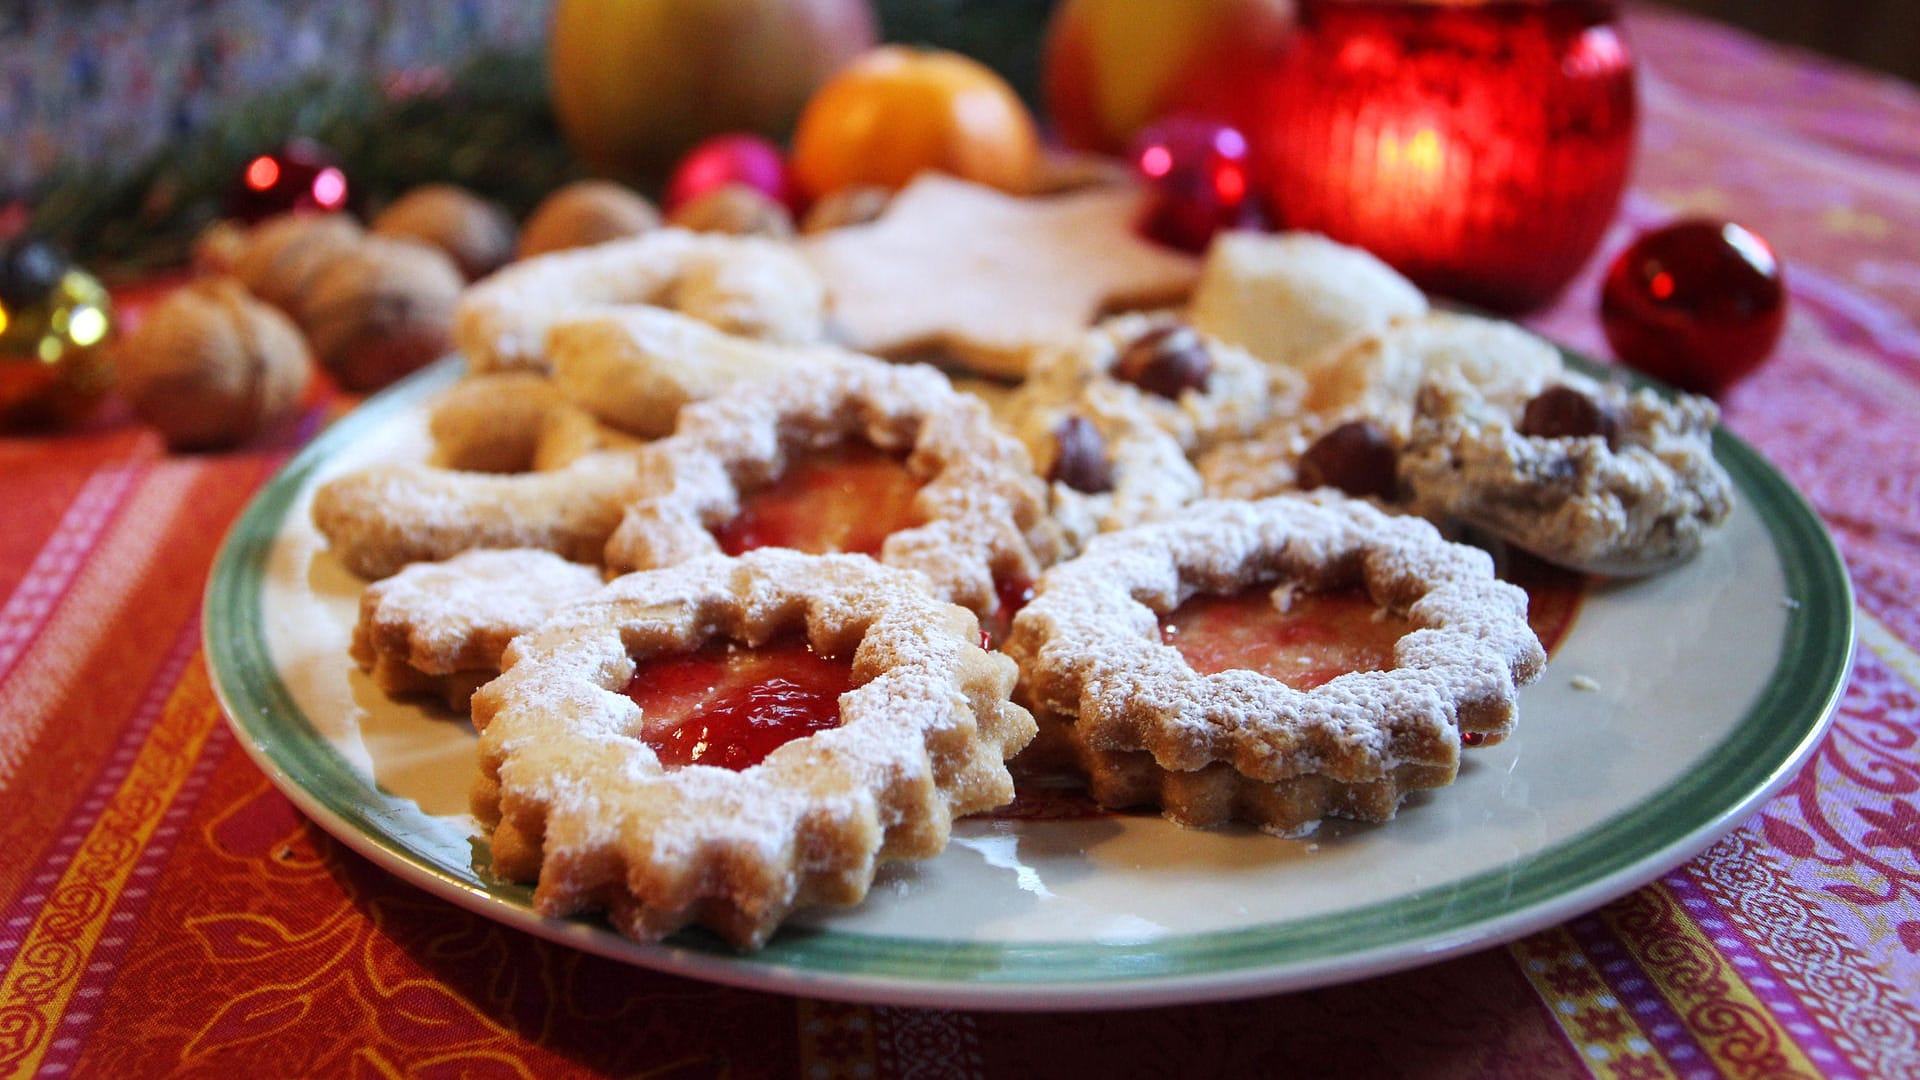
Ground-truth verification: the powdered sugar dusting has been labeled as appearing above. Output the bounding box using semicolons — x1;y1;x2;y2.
454;228;826;373
1003;493;1545;836
602;354;1062;615
1401;371;1734;575
470;549;1034;947
312;449;649;579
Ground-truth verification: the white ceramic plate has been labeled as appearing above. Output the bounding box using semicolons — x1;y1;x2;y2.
206;358;1853;1011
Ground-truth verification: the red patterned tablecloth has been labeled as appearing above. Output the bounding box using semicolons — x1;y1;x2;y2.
4;7;1919;1077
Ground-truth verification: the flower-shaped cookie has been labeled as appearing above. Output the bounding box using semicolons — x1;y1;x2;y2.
602;355;1062;617
1002;493;1545;836
470;549;1035;947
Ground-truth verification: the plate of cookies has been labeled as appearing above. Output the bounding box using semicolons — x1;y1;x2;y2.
205;176;1852;1010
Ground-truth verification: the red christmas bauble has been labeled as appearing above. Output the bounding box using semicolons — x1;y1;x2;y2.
665;133;795;215
1600;219;1786;397
1131;117;1263;253
226;139;350;224
1253;0;1636;313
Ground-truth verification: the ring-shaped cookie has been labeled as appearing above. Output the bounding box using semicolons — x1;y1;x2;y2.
1002;493;1545;836
454;228;826;373
1400;373;1733;576
602;356;1063;617
313;447;647;579
470;549;1036;948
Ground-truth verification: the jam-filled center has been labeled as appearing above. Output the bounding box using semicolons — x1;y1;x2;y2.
1159;583;1407;690
625;634;855;770
979;575;1035;651
715;442;923;557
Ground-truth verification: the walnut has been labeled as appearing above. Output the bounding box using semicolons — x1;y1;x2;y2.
666;184;793;238
517;180;660;258
799;185;891;234
117;277;311;449
301;237;463;392
230;212;365;315
371;184;516;280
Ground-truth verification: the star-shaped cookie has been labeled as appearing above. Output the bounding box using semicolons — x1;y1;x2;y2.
800;173;1201;378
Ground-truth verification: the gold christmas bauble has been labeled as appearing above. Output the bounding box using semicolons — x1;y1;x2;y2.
0;265;116;429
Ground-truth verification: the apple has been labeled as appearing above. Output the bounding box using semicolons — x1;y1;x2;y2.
1043;0;1295;155
548;0;876;179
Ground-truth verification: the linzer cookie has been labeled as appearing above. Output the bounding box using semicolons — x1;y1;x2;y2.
1002;494;1545;836
470;549;1035;948
1400;372;1734;576
350;548;603;710
799;174;1200;378
602;354;1062;618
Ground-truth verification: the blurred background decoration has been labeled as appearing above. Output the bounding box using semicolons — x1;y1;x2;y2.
1;0;1059;276
1;0;1911;297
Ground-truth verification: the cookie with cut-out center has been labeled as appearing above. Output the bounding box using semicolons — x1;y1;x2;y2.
1002;493;1545;836
471;549;1034;948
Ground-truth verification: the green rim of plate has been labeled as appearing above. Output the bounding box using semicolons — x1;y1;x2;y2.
205;355;1854;993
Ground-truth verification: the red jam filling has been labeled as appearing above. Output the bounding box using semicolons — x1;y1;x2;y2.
979;575;1035;650
714;442;924;557
1159;583;1407;690
625;635;855;771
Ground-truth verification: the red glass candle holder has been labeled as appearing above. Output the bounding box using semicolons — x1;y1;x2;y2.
1254;0;1636;313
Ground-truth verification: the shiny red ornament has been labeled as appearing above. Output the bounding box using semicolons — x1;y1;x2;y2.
1253;0;1637;312
1131;117;1263;253
664;133;796;215
1600;219;1785;397
226;139;350;224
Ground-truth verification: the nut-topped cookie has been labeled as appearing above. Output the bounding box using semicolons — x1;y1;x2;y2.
1400;372;1734;576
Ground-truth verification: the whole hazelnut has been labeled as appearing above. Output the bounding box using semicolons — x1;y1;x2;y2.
666;183;794;238
1297;419;1400;501
1519;384;1618;445
301;237;463;392
371;184;516;280
1048;415;1114;494
117;278;312;450
1114;324;1213;400
517;180;660;258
